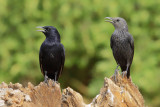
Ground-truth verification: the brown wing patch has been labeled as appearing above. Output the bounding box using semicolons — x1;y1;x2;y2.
58;66;63;78
40;63;44;75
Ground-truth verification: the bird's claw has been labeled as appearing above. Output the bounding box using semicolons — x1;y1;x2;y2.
113;68;119;83
52;80;58;87
115;68;119;75
122;71;127;78
44;71;49;86
44;78;49;86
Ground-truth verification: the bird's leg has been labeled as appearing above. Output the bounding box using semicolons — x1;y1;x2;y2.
55;72;57;82
122;65;129;78
44;71;49;86
113;64;120;83
52;72;58;87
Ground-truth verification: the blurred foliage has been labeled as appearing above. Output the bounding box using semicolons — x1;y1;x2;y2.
0;0;160;106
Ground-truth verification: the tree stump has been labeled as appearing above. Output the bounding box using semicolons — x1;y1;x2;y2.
0;73;145;107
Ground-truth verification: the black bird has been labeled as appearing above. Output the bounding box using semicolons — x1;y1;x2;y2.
105;17;134;78
37;26;65;83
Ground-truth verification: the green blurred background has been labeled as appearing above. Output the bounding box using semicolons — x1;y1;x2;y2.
0;0;160;106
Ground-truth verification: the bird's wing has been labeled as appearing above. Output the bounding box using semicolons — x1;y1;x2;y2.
128;33;134;58
58;44;65;79
39;47;44;75
110;34;115;49
128;34;134;52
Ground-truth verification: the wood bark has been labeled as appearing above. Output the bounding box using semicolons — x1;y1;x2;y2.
0;73;145;107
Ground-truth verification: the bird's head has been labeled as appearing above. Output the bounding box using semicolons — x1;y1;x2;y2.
37;26;59;37
105;17;128;31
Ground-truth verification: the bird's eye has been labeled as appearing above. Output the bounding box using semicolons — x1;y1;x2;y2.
117;19;120;22
45;28;50;31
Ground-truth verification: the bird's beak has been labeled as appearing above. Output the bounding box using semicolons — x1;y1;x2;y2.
36;26;45;32
105;17;114;23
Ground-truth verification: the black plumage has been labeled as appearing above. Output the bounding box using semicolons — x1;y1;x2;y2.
105;17;134;78
37;26;65;82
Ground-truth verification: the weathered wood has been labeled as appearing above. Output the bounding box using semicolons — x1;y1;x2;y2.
0;73;145;107
90;73;145;107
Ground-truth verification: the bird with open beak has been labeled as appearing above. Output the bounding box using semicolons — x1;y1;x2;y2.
37;26;65;85
105;17;134;80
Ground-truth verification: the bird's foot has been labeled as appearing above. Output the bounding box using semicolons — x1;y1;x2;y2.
43;71;49;86
52;80;58;87
122;71;127;78
44;75;49;86
113;68;119;83
44;79;49;86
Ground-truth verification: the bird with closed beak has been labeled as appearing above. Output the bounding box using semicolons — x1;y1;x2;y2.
37;26;65;84
105;17;134;79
